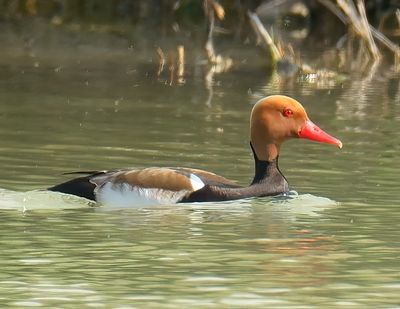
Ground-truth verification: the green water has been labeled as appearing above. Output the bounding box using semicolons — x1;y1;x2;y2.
0;26;399;308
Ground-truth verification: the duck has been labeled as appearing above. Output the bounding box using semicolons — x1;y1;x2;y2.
48;95;342;206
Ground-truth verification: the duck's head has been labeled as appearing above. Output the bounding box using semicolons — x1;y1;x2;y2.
250;95;342;161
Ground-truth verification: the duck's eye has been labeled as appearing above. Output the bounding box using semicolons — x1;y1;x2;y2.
282;108;293;118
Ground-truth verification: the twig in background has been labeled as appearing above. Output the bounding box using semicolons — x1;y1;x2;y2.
396;9;400;29
156;47;165;76
337;0;381;60
203;0;225;64
168;51;176;86
177;45;185;84
204;0;216;63
202;0;232;105
156;45;187;85
247;11;282;64
320;0;400;60
356;0;381;60
248;8;347;84
211;1;225;20
369;26;400;58
204;66;214;107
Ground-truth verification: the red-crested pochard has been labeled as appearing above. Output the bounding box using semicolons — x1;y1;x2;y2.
49;95;342;206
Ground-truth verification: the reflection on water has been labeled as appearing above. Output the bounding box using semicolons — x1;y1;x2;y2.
0;25;399;308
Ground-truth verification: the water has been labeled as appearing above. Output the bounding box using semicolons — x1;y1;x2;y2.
0;25;399;308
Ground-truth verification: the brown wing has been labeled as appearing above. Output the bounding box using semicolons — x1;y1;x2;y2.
90;167;240;192
91;167;197;192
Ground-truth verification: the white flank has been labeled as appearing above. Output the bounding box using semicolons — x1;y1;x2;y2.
189;173;205;191
95;182;190;207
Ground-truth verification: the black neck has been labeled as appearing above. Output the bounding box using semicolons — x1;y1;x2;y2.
249;142;289;189
251;157;279;184
250;143;280;180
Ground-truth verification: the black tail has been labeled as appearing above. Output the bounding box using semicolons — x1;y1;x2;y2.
48;175;99;201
